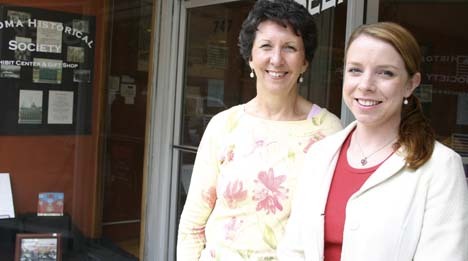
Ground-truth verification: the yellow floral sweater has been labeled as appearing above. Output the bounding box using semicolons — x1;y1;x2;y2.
177;104;342;260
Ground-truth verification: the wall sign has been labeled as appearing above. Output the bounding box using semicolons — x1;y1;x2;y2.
295;0;345;15
0;5;96;135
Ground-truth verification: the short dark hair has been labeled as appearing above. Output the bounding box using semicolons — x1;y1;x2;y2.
238;0;317;63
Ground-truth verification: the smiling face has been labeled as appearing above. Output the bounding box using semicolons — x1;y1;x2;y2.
343;34;420;129
249;20;309;95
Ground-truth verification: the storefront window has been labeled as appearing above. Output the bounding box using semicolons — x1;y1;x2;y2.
0;0;153;260
379;0;468;179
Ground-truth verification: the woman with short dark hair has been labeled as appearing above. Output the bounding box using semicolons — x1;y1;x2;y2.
177;1;342;260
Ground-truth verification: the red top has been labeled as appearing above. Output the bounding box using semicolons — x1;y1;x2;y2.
323;132;382;261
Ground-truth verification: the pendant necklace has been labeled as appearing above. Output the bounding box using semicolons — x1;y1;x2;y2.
355;133;397;166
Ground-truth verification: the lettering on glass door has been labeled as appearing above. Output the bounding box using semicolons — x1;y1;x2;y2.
295;0;345;15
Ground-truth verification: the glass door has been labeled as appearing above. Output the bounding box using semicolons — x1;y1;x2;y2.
174;0;256;254
171;1;348;260
101;0;154;258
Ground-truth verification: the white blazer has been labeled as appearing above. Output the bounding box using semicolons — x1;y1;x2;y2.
278;122;468;261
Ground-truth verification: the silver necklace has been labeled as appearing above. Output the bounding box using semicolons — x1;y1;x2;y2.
354;133;397;166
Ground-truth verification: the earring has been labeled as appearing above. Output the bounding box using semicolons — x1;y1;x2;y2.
299;74;304;83
403;98;408;105
250;69;255;78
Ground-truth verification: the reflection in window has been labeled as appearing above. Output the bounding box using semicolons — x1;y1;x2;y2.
379;0;468;176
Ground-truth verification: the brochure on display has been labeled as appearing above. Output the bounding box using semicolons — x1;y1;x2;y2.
37;192;64;216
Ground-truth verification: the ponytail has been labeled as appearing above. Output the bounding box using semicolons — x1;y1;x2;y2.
398;94;435;169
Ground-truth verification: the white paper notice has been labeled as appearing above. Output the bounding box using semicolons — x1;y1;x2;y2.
36;20;63;53
121;83;136;104
0;173;15;219
48;91;74;124
108;76;120;92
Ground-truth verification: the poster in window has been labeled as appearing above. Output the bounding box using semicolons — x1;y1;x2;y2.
48;91;73;124
0;64;20;79
14;36;32;61
36;20;63;53
72;19;89;34
7;10;30;24
6;10;30;37
67;46;85;63
18;90;43;124
32;58;62;84
73;69;90;83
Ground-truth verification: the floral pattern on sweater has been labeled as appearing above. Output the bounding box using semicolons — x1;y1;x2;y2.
177;104;342;260
253;168;288;215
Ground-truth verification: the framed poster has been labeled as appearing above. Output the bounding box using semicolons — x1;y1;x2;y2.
14;233;62;261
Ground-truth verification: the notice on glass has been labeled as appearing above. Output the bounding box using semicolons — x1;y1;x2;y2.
18;90;43;124
0;173;15;219
207;79;225;107
67;46;85;63
36;20;63;53
72;19;89;33
48;91;74;124
121;83;136;104
7;10;30;24
15;36;32;61
32;58;63;84
457;94;468;126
